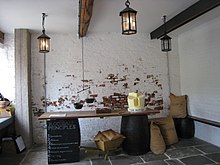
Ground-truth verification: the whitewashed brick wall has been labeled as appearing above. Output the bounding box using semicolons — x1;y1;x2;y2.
31;32;170;143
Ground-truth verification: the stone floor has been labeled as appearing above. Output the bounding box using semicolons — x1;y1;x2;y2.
1;137;220;165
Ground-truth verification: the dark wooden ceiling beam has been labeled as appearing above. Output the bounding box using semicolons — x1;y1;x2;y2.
150;0;220;39
0;31;4;44
78;0;94;37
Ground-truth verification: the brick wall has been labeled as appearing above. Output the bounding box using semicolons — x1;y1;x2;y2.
31;33;170;143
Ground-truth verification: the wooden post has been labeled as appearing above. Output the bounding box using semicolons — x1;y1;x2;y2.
79;0;94;37
15;29;33;148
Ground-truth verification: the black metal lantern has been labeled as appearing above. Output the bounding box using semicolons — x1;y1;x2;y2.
161;34;172;52
161;15;172;52
37;13;50;53
119;0;137;35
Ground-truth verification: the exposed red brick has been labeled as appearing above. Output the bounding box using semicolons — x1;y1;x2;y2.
123;83;128;89
90;94;98;97
154;106;163;110
96;84;105;87
111;98;117;102
102;93;128;109
148;102;155;106
113;92;120;96
81;80;89;82
107;74;115;79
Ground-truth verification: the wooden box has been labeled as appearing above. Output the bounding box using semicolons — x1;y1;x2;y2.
95;137;125;152
94;129;125;152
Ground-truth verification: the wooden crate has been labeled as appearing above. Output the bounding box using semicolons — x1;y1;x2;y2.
95;136;125;152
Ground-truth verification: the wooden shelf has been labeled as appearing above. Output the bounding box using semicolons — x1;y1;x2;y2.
38;108;160;120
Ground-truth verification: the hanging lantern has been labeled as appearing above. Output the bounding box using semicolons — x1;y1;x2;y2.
161;15;172;52
37;13;50;53
161;34;172;52
119;0;137;35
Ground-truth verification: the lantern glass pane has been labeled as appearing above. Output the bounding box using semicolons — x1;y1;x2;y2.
122;13;129;31
39;38;50;53
161;38;171;52
164;40;169;49
120;7;137;35
129;13;136;30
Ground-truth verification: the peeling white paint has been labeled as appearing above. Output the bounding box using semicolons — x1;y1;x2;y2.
31;33;170;143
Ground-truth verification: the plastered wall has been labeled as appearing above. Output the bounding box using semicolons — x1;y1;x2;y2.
178;14;220;146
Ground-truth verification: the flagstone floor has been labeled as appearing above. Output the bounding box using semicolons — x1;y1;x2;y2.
1;137;220;165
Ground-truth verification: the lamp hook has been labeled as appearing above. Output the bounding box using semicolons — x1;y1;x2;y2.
162;15;166;24
125;0;130;7
162;15;167;34
42;13;48;33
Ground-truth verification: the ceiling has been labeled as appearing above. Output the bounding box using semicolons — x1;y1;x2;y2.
0;0;218;37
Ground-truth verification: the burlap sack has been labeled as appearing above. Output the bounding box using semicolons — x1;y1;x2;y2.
150;122;166;154
170;93;187;118
154;115;178;145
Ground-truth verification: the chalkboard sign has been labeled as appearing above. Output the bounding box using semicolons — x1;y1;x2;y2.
47;119;80;164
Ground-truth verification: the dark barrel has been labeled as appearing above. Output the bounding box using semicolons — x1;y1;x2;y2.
121;115;150;155
174;117;195;139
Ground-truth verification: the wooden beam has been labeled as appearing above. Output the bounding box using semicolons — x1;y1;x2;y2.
79;0;94;37
150;0;220;39
0;31;4;44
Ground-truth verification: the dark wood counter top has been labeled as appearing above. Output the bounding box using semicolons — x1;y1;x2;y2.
38;108;160;120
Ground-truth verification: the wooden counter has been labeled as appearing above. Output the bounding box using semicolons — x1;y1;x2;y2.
38;108;160;164
38;108;160;120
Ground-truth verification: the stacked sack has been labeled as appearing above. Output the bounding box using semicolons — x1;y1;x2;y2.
150;115;178;155
170;93;195;139
150;93;195;155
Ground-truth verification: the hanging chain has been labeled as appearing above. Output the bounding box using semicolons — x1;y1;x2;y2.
163;15;167;34
77;37;90;93
81;37;85;89
42;13;47;32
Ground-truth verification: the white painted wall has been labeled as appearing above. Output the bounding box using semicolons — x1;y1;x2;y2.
178;15;220;146
166;36;181;95
0;34;15;102
31;32;170;143
1;24;219;147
